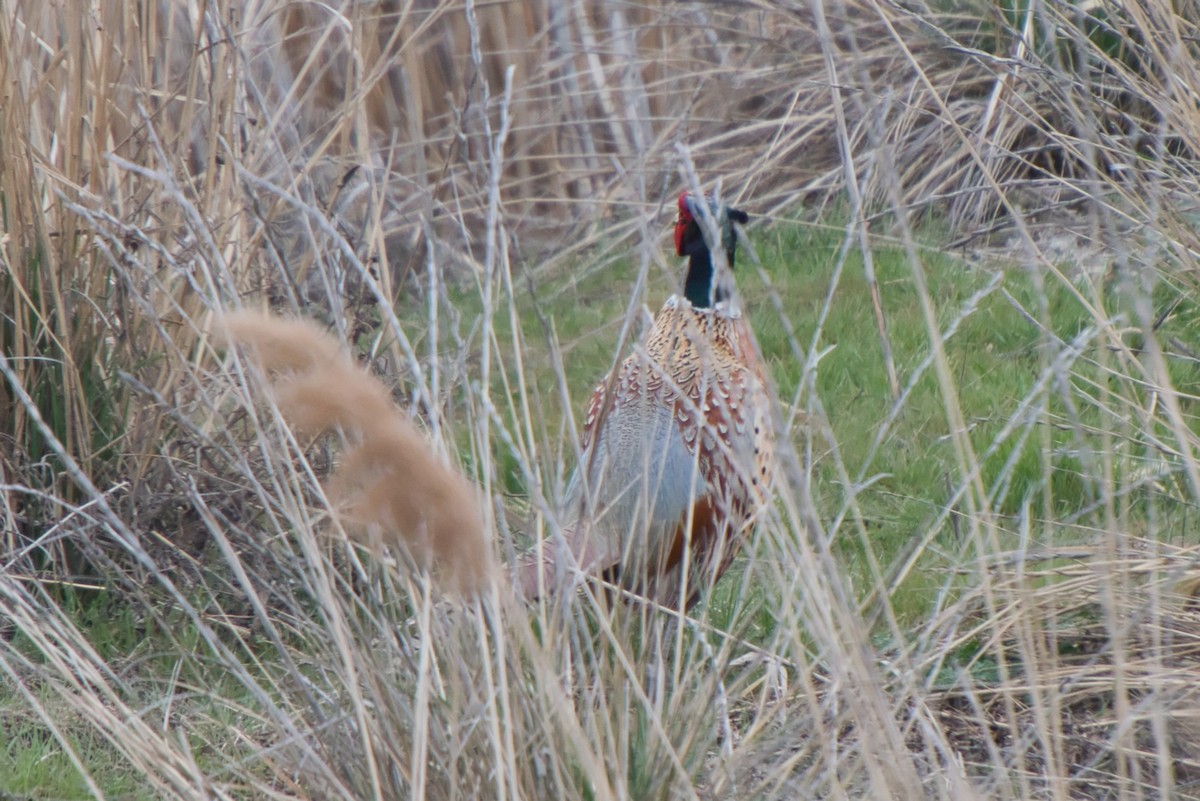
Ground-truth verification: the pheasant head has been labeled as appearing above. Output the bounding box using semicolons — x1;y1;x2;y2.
674;192;750;309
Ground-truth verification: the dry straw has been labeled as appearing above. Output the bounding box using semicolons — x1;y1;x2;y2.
3;0;1200;797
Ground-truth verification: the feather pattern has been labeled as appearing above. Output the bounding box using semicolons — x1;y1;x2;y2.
567;295;775;608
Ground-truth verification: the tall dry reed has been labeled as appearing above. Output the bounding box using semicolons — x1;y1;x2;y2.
3;0;1200;798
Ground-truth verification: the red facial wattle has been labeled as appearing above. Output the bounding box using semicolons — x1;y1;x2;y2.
674;192;693;256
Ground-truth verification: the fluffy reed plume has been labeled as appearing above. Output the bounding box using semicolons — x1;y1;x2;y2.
222;311;495;594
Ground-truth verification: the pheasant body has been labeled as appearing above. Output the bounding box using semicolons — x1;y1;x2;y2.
568;293;774;607
519;192;774;610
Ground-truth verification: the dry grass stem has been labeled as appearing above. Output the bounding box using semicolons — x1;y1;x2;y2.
3;0;1200;797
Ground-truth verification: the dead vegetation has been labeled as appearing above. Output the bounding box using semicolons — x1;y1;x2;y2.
221;311;495;593
3;0;1200;797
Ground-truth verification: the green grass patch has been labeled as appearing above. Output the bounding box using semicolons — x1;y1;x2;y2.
418;218;1200;626
0;583;286;799
0;699;149;800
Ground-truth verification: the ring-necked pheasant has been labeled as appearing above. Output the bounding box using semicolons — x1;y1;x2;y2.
521;192;775;610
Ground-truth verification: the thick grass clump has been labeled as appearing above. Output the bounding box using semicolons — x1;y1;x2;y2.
3;0;1200;798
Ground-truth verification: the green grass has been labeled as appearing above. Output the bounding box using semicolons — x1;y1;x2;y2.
0;585;281;800
7;218;1200;797
419;218;1200;626
0;701;147;800
0;681;271;801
